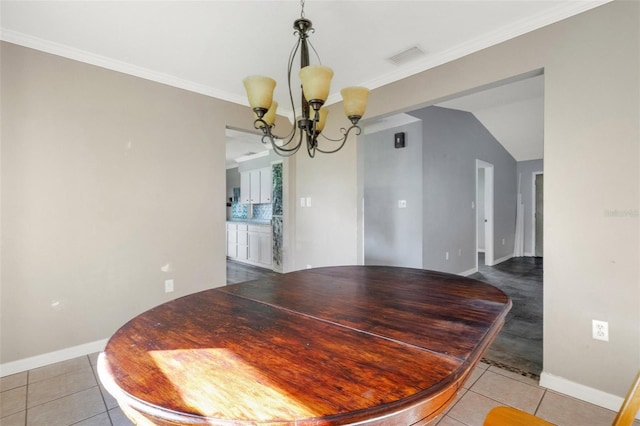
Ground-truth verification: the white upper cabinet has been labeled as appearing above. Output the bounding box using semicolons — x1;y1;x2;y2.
240;167;272;204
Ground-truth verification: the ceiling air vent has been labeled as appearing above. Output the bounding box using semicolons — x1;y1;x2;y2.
386;46;426;66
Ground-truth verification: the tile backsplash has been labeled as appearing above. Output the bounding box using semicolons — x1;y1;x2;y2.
252;203;273;221
232;202;248;219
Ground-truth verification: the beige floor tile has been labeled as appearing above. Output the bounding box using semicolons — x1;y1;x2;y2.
487;365;540;387
436;415;467;426
98;381;119;410
29;356;92;383
88;352;102;367
470;370;544;413
535;390;618;426
26;386;106;426
74;412;112;426
0;385;26;417
108;406;135;426
463;367;486;389
28;367;99;407
0;372;28;392
0;409;26;426
447;390;502;426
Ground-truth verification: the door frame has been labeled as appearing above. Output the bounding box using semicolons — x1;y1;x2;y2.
532;171;544;257
476;160;495;268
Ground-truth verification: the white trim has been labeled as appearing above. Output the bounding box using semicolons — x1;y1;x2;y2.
532;171;544;257
476;160;494;266
0;29;247;106
492;253;513;265
325;1;612;106
540;371;640;420
0;339;108;377
458;267;479;277
2;1;610;115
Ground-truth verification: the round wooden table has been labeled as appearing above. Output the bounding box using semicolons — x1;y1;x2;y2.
98;266;511;425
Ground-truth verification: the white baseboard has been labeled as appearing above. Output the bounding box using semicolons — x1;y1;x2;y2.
0;339;108;377
540;371;639;420
459;267;478;277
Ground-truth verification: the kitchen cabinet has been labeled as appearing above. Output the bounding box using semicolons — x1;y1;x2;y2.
240;167;272;204
248;224;272;267
240;172;251;204
226;223;248;260
227;222;271;268
259;167;272;203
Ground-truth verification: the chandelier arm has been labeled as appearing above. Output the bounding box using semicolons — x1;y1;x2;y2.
257;126;302;157
318;124;363;143
315;125;362;154
306;39;322;65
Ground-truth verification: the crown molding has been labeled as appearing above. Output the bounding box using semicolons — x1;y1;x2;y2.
326;0;612;106
2;0;610;111
0;28;249;107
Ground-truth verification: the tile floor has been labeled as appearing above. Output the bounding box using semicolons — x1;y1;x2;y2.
2;354;635;426
0;261;633;425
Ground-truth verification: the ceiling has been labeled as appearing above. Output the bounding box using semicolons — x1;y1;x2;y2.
2;1;606;164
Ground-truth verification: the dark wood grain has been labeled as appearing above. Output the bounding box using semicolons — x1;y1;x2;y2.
98;266;511;425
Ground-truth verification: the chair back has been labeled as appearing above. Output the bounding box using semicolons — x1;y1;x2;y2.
612;370;640;426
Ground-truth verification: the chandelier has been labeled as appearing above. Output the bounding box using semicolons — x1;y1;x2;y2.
243;0;370;157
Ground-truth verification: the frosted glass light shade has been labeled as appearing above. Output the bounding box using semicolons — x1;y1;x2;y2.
243;76;276;110
312;107;329;132
256;102;278;126
299;65;333;102
341;86;369;118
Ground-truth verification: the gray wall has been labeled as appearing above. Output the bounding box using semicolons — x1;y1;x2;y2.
226;167;241;202
516;159;544;256
364;122;423;267
409;106;517;273
0;42;255;365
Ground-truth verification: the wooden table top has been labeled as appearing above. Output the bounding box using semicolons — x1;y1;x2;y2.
98;266;511;425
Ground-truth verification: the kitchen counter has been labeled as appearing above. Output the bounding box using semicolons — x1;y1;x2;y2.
226;219;272;225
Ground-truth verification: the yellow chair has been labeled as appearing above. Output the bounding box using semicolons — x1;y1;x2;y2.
484;371;640;426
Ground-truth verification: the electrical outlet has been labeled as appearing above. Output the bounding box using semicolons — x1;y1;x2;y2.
592;319;609;341
165;279;174;293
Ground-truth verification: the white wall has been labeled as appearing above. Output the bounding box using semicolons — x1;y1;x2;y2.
293;1;639;399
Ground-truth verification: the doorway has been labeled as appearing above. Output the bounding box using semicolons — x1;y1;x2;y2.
476;160;494;268
533;172;544;257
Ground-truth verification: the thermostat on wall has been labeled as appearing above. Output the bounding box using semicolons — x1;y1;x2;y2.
394;132;406;149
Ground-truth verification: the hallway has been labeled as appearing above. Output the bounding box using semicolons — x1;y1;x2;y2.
470;255;543;378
